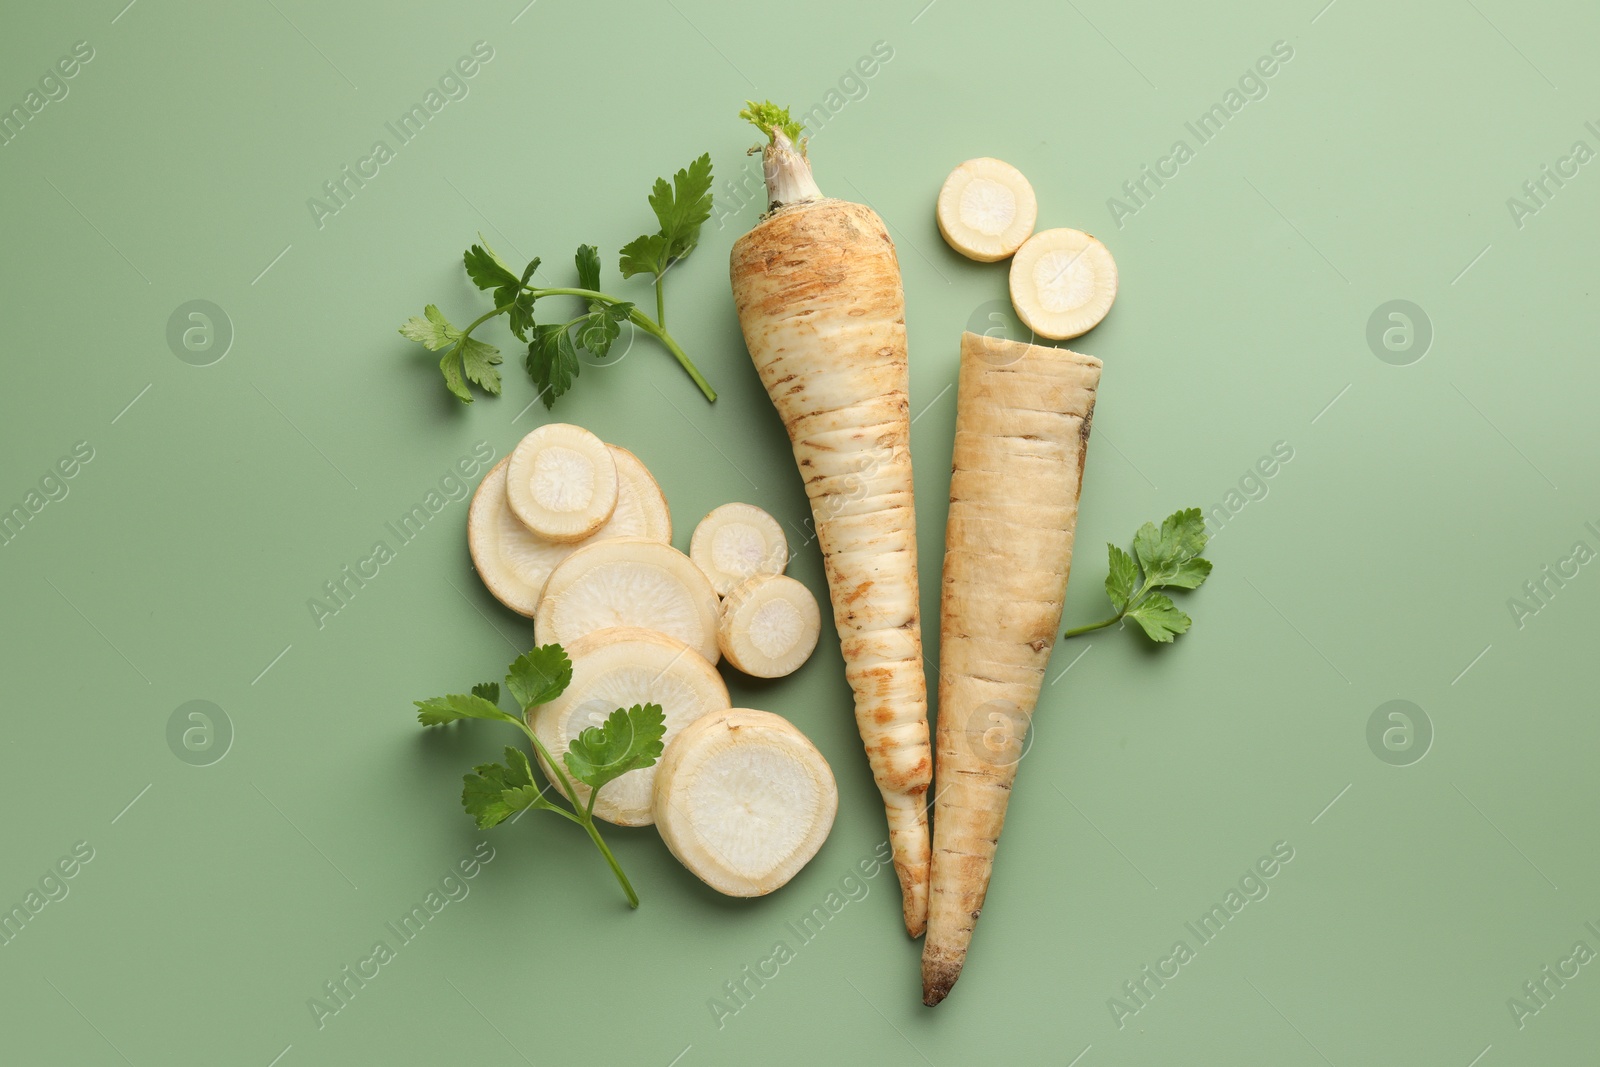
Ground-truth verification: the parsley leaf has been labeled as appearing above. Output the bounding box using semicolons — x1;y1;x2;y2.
505;644;572;711
562;704;667;792
1065;508;1212;644
462;746;550;828
1123;593;1192;643
650;153;714;265
618;233;667;280
458;336;502;395
575;244;602;293
412;641;647;906
618;153;714;327
1105;544;1138;613
399;158;719;406
399;304;458;350
464;238;519;293
415;692;523;729
526;324;580;408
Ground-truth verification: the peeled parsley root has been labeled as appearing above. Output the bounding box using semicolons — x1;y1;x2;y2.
937;158;1038;262
535;537;721;664
690;503;788;596
922;332;1102;1006
506;423;619;542
468;446;671;617
718;575;821;678
531;628;730;826
653;708;837;896
1009;228;1118;340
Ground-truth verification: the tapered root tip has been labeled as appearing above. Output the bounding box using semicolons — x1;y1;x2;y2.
921;954;961;1007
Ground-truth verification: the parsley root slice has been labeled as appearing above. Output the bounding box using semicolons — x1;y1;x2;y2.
731;102;932;937
653;708;837;897
535;537;721;664
505;423;618;542
1009;227;1118;340
689;502;789;597
936;158;1038;262
717;574;821;678
530;628;729;826
922;331;1102;1007
468;446;671;617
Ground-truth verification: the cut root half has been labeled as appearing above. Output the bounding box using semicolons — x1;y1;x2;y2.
1008;228;1118;340
506;423;618;542
718;575;821;678
536;537;721;664
689;503;789;596
468;447;671;617
937;158;1038;262
653;708;838;896
531;628;730;826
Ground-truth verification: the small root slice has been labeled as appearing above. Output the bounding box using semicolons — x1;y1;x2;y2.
718;575;821;678
1008;228;1118;340
535;537;721;664
652;708;837;896
506;423;618;542
467;446;670;617
689;502;789;596
937;158;1037;262
530;627;729;826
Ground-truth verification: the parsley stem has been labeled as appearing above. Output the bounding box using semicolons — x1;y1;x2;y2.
512;709;639;907
580;816;639;908
1063;614;1122;639
520;286;718;404
655;276;666;329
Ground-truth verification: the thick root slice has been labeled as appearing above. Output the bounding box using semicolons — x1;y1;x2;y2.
505;423;618;542
937;158;1037;262
652;708;837;896
536;537;721;664
531;628;729;826
467;447;671;617
718;575;821;678
689;503;788;596
608;446;672;542
1008;228;1118;340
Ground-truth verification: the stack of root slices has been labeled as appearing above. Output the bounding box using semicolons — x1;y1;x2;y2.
467;423;831;896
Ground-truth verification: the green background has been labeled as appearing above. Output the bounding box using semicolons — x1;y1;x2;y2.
2;0;1596;1063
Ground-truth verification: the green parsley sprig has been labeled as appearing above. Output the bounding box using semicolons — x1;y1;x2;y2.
416;644;666;907
1064;508;1214;643
399;153;718;408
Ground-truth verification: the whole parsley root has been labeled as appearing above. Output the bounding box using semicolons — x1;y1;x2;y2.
399;153;718;406
729;101;933;939
415;644;665;907
922;333;1101;1007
